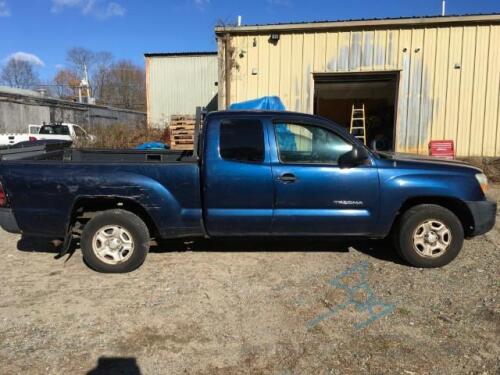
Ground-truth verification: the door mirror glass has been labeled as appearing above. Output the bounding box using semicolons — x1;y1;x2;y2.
274;122;353;164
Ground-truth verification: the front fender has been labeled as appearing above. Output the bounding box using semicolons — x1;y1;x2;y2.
376;170;483;235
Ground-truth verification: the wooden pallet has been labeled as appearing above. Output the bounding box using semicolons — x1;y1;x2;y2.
171;126;194;131
172;135;194;141
170;121;195;127
170;142;194;150
171;146;194;151
170;114;195;121
169;114;199;150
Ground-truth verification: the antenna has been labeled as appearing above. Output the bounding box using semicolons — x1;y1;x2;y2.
441;0;446;16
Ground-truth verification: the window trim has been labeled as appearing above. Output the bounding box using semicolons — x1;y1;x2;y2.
272;120;355;166
218;118;266;164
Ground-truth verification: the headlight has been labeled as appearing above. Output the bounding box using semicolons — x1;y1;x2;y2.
475;173;488;193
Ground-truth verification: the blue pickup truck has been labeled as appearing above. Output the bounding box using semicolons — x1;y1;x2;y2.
0;110;496;272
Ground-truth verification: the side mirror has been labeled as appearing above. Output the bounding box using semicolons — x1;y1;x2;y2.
338;146;369;169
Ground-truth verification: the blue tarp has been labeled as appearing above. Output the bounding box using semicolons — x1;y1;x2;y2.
229;96;297;151
229;96;296;151
275;123;297;151
228;96;286;111
135;141;169;150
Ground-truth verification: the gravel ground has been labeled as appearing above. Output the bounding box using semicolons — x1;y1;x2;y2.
0;188;498;375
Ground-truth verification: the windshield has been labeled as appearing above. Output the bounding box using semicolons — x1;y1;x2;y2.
39;125;70;135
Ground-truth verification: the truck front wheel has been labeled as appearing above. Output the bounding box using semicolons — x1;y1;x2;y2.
80;209;150;273
394;204;464;268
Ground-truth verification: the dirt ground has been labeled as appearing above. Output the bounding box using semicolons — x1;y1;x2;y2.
0;188;498;375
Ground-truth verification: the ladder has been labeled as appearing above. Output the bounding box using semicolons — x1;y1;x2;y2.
349;103;367;145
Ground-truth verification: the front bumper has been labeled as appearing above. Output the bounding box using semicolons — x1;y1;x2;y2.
0;208;21;234
466;199;497;236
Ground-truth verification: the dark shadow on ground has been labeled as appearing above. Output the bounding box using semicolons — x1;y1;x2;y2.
86;357;141;375
17;235;79;260
153;237;406;266
16;235;405;266
17;235;61;253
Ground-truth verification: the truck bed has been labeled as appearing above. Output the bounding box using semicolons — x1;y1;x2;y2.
0;141;203;239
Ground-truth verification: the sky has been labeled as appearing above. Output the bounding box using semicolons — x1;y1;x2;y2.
0;0;499;81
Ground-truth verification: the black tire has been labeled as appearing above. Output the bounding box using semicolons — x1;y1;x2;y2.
393;204;464;268
80;209;150;273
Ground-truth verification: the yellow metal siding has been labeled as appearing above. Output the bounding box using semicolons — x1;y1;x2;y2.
469;26;490;156
420;28;437;154
223;22;500;156
485;25;500;156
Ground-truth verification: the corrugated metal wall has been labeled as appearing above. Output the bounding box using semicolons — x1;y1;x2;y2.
146;54;218;127
222;23;500;156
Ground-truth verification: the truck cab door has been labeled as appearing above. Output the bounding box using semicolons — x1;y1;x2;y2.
269;118;380;235
203;117;274;235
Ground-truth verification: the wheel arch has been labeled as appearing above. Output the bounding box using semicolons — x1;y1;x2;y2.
68;196;159;238
393;196;474;237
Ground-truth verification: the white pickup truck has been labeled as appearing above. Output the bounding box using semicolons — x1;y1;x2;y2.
0;123;95;146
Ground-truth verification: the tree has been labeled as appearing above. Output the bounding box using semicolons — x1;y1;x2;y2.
53;69;81;99
66;47;95;78
91;51;113;99
65;47;114;98
99;60;146;111
1;58;39;89
53;47;145;111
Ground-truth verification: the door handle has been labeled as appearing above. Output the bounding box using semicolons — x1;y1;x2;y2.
278;173;297;183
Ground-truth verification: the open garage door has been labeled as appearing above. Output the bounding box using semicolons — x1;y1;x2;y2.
313;72;399;151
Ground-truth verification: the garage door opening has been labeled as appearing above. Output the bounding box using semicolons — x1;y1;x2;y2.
313;72;399;151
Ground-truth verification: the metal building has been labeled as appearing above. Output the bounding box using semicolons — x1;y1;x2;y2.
145;52;218;127
216;14;500;157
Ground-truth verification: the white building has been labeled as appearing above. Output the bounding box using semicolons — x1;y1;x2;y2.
145;52;218;127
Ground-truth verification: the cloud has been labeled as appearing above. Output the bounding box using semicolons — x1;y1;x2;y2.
194;0;209;9
5;52;45;66
0;0;10;17
51;0;125;19
104;2;125;17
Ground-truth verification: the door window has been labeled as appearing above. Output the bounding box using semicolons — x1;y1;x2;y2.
274;122;352;164
220;119;265;162
73;126;87;138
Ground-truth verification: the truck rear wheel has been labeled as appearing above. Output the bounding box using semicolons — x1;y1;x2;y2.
394;204;464;268
80;209;150;273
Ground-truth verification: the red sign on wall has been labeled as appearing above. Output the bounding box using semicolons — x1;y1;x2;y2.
429;140;455;159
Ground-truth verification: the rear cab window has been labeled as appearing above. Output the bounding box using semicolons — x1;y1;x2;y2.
219;119;265;163
39;125;70;135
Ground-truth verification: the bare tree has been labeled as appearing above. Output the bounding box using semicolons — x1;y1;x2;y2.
65;47;115;99
1;58;40;89
54;48;144;110
92;51;114;99
99;60;146;111
66;47;95;78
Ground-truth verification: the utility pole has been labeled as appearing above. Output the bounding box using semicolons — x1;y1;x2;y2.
442;0;446;16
